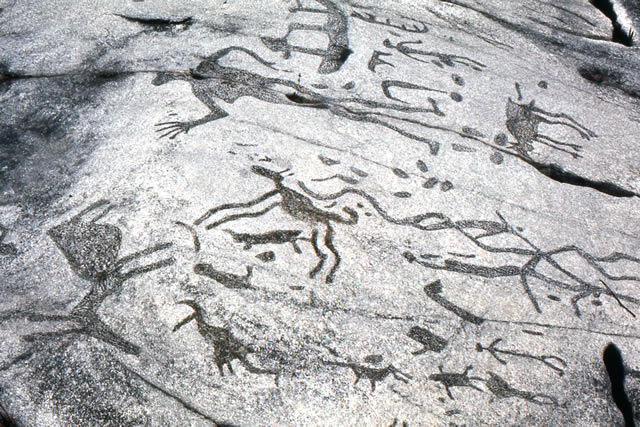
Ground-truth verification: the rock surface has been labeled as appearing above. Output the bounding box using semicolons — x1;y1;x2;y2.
1;0;640;425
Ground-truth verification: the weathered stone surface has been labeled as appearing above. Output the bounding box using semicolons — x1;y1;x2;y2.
1;1;640;425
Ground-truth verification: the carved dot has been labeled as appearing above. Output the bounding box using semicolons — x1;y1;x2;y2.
490;151;504;165
494;133;508;146
592;300;603;306
364;354;383;364
342;81;355;90
393;191;412;198
423;177;439;189
392;168;410;178
450;92;463;102
440;181;453;192
538;80;548;89
452;74;465;86
256;251;275;263
416;159;428;173
462;127;484;137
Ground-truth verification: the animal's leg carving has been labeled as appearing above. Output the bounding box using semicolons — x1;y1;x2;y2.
531;108;596;138
73;199;111;222
116;242;173;267
309;228;327;279
323;224;341;283
206;202;280;229
533;137;581;158
534;134;582;151
195;190;279;226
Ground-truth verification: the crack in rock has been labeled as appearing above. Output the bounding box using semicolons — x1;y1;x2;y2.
525;160;638;198
604;343;636;427
114;14;194;32
590;0;637;46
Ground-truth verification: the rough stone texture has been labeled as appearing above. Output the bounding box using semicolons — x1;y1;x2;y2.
1;0;640;425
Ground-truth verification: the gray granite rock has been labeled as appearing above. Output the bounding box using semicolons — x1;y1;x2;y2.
1;0;640;425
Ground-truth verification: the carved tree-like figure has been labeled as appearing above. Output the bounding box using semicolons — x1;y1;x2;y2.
501;84;596;158
194;165;358;283
172;300;278;382
152;46;448;154
476;338;566;376
0;200;175;369
261;0;352;74
297;182;640;316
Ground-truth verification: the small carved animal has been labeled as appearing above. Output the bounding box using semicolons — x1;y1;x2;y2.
325;360;411;391
173;300;278;382
224;229;303;252
428;365;483;399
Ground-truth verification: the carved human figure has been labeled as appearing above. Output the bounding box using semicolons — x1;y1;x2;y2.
0;200;174;367
152;46;444;154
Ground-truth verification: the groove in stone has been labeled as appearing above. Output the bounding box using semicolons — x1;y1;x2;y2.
526;161;638;198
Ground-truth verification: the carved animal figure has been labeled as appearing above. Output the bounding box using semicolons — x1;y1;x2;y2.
485;372;559;405
173;300;277;382
428;365;484;399
504;85;596;158
324;355;412;391
194;165;359;283
224;229;304;252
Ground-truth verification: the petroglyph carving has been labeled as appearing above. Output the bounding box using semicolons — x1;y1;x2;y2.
0;200;175;367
